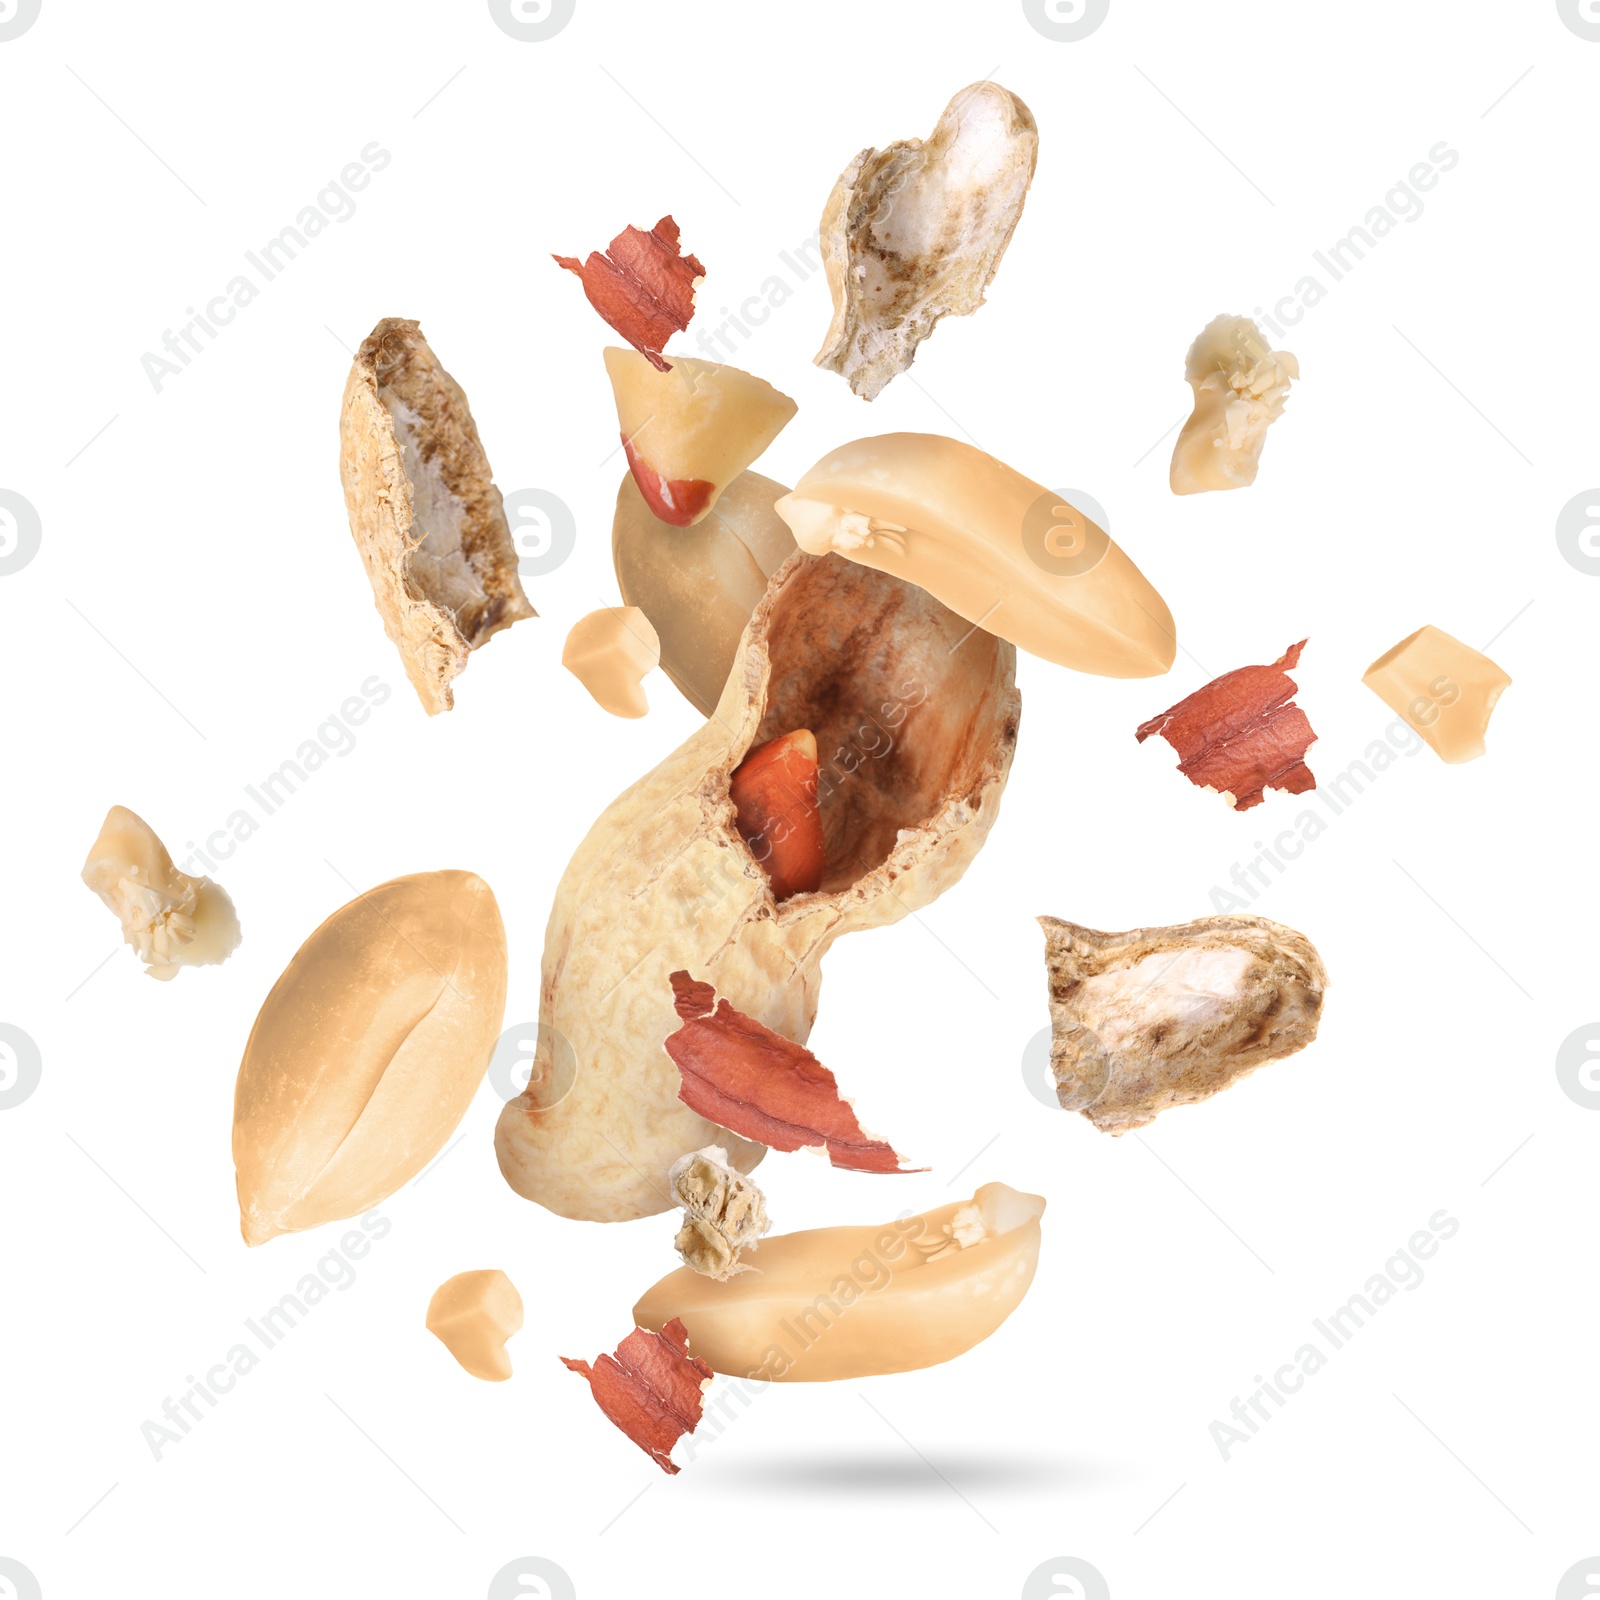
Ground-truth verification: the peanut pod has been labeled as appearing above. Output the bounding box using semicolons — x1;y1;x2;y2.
495;553;1020;1222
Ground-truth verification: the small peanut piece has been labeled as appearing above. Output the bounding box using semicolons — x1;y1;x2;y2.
604;348;796;527
1170;314;1298;495
562;606;660;718
668;1146;770;1280
1361;625;1511;764
426;1270;524;1381
634;1182;1045;1381
233;871;507;1245
81;806;241;980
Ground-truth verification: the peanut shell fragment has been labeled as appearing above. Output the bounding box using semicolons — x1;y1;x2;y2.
1040;914;1327;1133
1361;625;1511;763
426;1269;524;1382
339;318;534;715
634;1183;1046;1381
233;871;507;1245
668;1146;769;1281
816;82;1038;400
81;806;241;980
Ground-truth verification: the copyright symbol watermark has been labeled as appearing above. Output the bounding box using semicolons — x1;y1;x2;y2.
0;491;41;575
1557;0;1600;42
487;0;575;41
0;0;42;43
1022;0;1109;42
487;1556;575;1599
504;489;576;577
0;1025;42;1111
1021;487;1110;577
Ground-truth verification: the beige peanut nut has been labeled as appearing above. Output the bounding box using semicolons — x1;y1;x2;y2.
635;1183;1046;1381
776;433;1177;678
233;871;507;1245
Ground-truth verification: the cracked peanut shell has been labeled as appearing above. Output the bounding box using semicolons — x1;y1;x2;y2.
496;552;1019;1222
339;318;534;714
1039;913;1327;1133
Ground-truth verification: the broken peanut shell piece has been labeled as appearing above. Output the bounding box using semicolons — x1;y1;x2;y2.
668;1146;770;1281
81;806;241;980
561;607;660;719
426;1269;524;1381
776;433;1176;678
604;348;796;527
1361;625;1511;764
1040;915;1327;1134
816;82;1038;400
233;871;507;1245
555;217;703;372
634;1183;1045;1382
562;1318;712;1475
1170;314;1298;495
339;318;534;716
612;468;797;717
1136;641;1317;810
494;553;1018;1222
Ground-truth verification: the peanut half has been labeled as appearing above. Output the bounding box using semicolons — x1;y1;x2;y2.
233;871;507;1245
634;1182;1046;1381
776;433;1177;678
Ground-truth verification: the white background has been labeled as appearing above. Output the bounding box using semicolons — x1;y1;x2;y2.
2;2;1597;1596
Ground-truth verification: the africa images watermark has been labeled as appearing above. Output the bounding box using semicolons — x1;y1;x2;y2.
170;675;392;879
140;1211;392;1460
1209;1209;1460;1462
140;142;392;393
1249;141;1459;343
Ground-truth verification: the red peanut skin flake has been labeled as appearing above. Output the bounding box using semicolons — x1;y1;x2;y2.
665;972;917;1174
553;215;703;372
1136;640;1317;812
560;1318;712;1475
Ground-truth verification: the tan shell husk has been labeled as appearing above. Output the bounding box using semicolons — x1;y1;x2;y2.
339;317;534;715
1040;913;1327;1133
815;81;1038;401
496;553;1020;1222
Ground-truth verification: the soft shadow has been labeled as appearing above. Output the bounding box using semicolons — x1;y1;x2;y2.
694;1448;1126;1495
